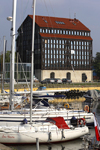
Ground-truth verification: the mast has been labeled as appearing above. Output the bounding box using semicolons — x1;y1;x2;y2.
2;36;6;93
10;0;17;110
30;0;36;124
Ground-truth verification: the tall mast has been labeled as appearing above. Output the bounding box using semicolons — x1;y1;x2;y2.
10;0;17;110
30;0;36;123
2;36;6;93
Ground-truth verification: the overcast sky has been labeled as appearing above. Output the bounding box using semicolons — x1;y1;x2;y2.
0;0;100;57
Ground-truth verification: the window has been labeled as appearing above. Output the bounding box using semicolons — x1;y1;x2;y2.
43;29;45;33
62;40;64;44
66;30;68;34
63;30;65;34
60;30;62;34
77;31;79;35
48;29;50;33
54;29;56;34
55;21;65;24
44;20;48;23
82;32;84;36
88;32;90;36
46;29;48;33
57;30;59;34
51;29;53;33
40;28;42;33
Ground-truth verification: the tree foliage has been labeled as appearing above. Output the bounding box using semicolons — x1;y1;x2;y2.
93;52;100;79
5;51;10;62
0;51;17;63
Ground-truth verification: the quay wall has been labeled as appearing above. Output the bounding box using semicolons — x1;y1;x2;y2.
1;86;100;93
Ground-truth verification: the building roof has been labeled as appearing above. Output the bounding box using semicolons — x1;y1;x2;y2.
40;33;92;40
29;15;90;31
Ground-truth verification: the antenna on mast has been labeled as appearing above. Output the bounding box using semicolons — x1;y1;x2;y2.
74;13;76;19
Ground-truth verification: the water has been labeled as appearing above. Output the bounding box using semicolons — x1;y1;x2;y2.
9;101;100;150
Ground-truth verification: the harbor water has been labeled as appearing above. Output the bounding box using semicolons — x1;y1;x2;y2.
9;100;100;150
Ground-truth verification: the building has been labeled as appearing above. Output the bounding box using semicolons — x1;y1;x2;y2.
16;15;93;82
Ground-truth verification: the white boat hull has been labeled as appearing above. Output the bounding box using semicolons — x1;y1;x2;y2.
0;125;89;144
0;109;94;126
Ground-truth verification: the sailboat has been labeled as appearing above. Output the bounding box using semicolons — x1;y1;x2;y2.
0;116;89;144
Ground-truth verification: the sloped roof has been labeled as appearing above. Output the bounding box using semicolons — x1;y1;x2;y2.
29;15;90;31
40;33;92;40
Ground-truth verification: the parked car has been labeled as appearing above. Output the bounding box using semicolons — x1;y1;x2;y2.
54;78;62;84
62;78;72;84
41;78;55;84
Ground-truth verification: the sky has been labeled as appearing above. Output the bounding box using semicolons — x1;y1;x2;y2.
0;0;100;57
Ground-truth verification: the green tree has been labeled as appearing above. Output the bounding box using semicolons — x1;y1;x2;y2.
5;51;10;62
93;52;100;79
0;51;17;63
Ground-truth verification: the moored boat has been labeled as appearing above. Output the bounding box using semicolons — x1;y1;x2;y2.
0;117;89;144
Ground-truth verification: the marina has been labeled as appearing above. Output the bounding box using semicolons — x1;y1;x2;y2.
0;100;99;150
0;0;100;149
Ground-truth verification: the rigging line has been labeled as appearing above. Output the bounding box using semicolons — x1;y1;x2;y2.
43;0;57;40
48;0;56;17
71;64;78;82
0;37;4;53
18;0;30;27
18;53;30;91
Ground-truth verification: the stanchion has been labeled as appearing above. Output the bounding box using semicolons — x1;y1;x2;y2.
36;138;39;150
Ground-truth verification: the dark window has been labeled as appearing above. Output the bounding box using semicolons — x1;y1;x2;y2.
67;72;71;80
82;73;87;82
50;72;55;78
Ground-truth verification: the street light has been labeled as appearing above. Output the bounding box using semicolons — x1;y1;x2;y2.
7;16;13;22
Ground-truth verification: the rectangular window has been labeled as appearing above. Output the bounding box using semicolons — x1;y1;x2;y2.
66;30;68;34
43;29;45;33
63;30;65;34
60;30;62;34
77;31;79;35
40;28;42;33
54;29;56;34
56;45;58;48
57;30;59;34
51;29;53;33
82;32;84;36
74;31;76;35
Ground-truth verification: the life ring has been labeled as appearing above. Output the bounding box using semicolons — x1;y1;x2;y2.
84;105;89;112
64;103;69;109
79;118;86;126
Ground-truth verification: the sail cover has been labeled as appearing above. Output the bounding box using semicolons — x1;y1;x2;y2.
46;117;70;129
